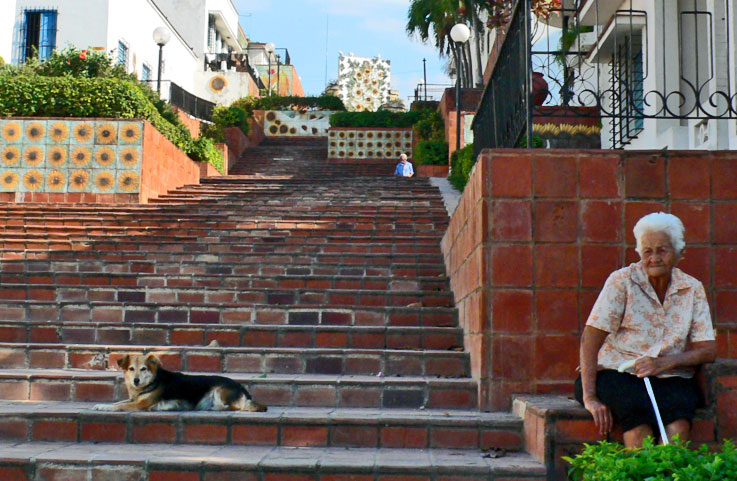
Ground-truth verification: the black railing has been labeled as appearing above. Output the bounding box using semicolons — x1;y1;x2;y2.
472;0;737;150
169;82;215;122
472;0;530;157
411;83;454;102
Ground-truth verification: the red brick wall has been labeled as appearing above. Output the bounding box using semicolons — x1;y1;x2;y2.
442;148;737;411
223;127;251;164
174;109;202;138
139;122;202;203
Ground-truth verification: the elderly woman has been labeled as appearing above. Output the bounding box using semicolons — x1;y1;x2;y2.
575;212;716;448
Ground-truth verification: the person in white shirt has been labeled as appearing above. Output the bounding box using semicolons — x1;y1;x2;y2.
393;153;414;177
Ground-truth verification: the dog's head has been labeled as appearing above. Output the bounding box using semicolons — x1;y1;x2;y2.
117;353;160;392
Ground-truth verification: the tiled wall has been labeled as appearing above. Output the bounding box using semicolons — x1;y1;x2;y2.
328;128;413;159
0;118;143;195
263;111;334;137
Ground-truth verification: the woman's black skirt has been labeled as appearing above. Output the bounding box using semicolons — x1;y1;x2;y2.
574;369;699;433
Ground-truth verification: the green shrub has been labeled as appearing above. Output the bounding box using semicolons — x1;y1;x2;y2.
201;105;249;143
414;140;448;166
413;109;444;142
232;95;345;116
329;110;424;128
564;439;737;481
188;137;223;173
448;143;475;191
0;46;223;170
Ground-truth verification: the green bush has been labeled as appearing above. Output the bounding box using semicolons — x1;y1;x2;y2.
414;140;448;166
448;143;475;191
329;110;424;128
413;109;444;142
201;105;249;143
564;439;737;481
0;47;223;170
232;95;345;116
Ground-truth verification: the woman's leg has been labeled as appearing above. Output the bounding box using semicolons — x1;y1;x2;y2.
623;424;654;448
665;419;690;443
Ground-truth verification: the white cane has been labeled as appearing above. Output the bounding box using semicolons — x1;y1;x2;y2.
618;359;669;445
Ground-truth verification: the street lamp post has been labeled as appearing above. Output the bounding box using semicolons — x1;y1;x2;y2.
152;27;171;94
450;23;471;154
265;42;275;95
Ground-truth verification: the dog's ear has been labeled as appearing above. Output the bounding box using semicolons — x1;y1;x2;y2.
117;354;131;370
144;353;161;370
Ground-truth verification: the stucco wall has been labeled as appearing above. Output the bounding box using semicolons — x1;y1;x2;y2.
0;0;16;64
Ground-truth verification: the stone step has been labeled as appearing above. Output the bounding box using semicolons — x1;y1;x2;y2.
0;442;546;481
0;402;521;450
0;272;451;292
0;284;455;308
0;321;464;351
0;259;448;278
0;343;470;378
0;369;478;409
0;301;457;327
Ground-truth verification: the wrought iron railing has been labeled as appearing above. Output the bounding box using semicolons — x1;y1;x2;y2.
169;82;215;122
472;0;737;150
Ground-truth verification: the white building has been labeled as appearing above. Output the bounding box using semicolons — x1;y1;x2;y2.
3;0;262;105
545;0;737;150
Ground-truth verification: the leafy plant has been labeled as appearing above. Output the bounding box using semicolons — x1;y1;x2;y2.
330;110;424;128
564;438;737;481
0;47;223;170
448;143;475;191
555;24;595;67
201;105;249;143
414;109;444;142
232;95;345;116
414;140;449;165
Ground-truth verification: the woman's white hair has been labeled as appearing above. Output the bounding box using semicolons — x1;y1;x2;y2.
633;212;686;255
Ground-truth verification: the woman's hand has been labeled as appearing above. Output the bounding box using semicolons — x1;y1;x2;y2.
583;395;613;435
633;356;668;377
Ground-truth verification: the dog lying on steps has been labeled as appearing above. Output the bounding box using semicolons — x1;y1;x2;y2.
93;353;267;412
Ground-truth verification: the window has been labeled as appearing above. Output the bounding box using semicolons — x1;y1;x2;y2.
141;63;152;83
14;9;57;63
610;34;644;148
118;40;129;70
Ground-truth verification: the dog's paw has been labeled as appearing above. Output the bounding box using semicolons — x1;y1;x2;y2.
92;403;116;411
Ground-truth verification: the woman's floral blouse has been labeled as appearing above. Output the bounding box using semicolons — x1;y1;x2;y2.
587;262;714;378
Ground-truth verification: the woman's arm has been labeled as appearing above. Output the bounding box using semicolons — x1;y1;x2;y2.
634;341;716;377
580;325;613;435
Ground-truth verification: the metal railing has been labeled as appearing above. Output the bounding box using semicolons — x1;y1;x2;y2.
472;0;737;150
169;82;215;122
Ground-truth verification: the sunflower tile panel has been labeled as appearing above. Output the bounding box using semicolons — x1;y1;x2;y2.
67;168;93;192
90;169;117;194
69;145;94;169
47;120;72;145
70;121;96;145
117;145;142;170
0;169;21;192
118;121;143;146
0;144;23;169
93;145;117;169
45;168;68;193
94;121;118;145
23;120;47;144
1;119;24;144
21;144;46;169
46;145;70;169
116;169;141;194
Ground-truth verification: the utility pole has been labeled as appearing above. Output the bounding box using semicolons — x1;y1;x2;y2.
422;58;427;101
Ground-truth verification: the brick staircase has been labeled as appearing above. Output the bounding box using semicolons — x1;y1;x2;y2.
0;137;546;481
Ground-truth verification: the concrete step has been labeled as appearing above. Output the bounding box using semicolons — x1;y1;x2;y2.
0;442;546;481
0;343;470;378
0;401;521;450
0;321;465;351
0;369;478;409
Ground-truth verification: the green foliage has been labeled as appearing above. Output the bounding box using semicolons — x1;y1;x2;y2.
414;109;444;141
201;105;249;143
232;95;345;116
0;47;222;169
564;439;737;481
0;56;5;66
448;143;475;191
188;137;223;173
330;110;424;128
414;140;449;166
516;135;545;148
555;25;594;67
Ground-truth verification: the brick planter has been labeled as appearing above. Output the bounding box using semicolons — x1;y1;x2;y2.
416;165;448;178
